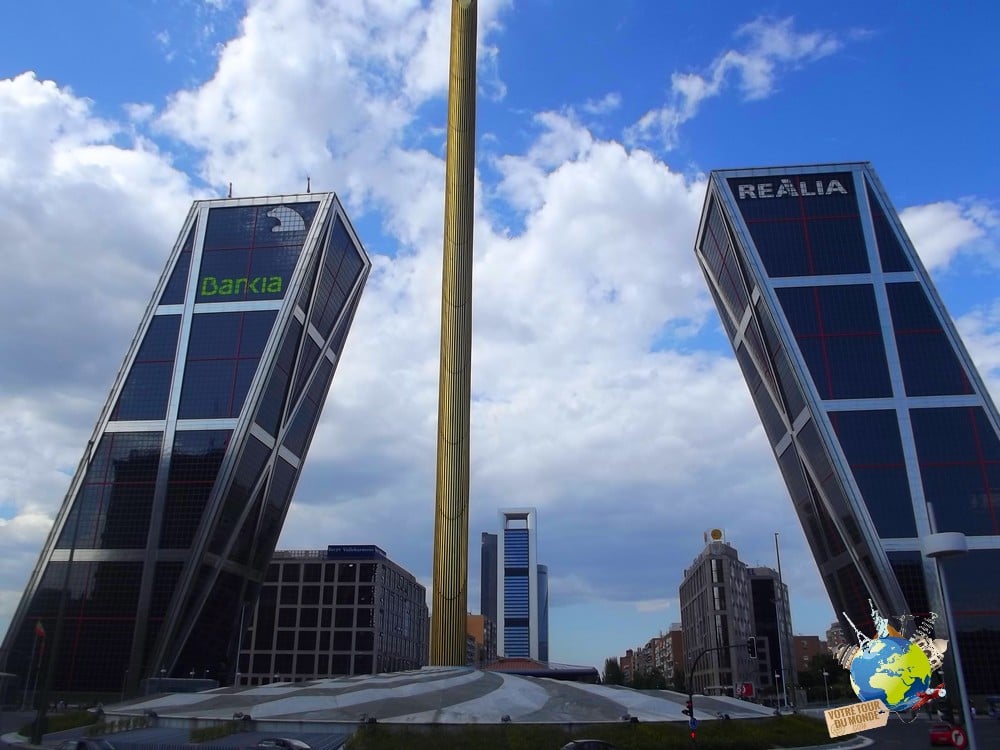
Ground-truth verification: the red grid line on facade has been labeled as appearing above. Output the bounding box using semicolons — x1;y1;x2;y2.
742;213;861;224
811;287;834;399
921;459;1000;468
796;330;881;339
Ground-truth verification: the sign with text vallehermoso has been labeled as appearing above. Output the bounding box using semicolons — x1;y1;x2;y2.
824;700;890;738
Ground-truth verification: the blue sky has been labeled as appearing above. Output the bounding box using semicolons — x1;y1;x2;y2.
1;0;999;674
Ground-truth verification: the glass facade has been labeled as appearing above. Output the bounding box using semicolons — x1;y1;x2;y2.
696;163;1000;694
498;509;541;660
2;193;370;694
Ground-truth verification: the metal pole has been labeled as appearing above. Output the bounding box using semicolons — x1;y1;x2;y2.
21;633;38;710
430;0;478;666
925;504;978;750
823;670;830;708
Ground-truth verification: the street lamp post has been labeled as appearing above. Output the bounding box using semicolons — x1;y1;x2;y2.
822;670;830;708
922;507;978;750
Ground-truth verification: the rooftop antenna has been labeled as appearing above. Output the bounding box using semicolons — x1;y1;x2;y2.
306;176;311;194
228;182;233;198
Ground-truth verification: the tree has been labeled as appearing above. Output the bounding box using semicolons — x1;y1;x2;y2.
603;657;625;685
671;666;686;693
631;667;667;690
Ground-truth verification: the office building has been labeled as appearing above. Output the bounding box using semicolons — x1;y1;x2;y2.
537;563;549;662
237;545;427;683
748;566;794;701
694;162;1000;692
793;635;826;677
1;194;370;694
497;508;542;659
679;534;761;696
466;613;497;667
480;532;497;622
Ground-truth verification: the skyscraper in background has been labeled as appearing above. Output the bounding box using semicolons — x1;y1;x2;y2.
497;508;539;659
679;534;761;696
1;193;370;694
537;563;549;663
694;162;1000;693
480;532;497;622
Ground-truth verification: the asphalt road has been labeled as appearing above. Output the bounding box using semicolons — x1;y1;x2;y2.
859;715;999;749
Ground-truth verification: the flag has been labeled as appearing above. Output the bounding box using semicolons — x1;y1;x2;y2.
34;620;45;639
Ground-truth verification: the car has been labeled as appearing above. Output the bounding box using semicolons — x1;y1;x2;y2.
560;741;619;750
57;740;116;750
929;723;954;746
256;739;312;750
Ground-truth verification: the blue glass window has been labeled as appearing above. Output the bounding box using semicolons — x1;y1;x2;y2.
112;315;181;421
887;283;972;396
283;358;333;457
57;432;163;549
255;318;303;436
161;430;231;548
865;180;911;272
159;226;196;305
911;407;1000;535
777;285;891;399
310;217;363;339
178;310;277;419
209;435;270;556
830;410;915;538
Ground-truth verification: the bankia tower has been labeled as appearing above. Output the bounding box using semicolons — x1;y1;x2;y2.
1;193;370;694
694;163;1000;693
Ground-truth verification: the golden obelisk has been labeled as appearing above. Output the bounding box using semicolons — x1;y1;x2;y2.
430;0;478;666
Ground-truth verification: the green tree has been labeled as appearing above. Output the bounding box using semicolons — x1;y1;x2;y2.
631;667;667;690
671;665;686;693
602;657;625;685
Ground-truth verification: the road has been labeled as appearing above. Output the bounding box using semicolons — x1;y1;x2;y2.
859;715;999;748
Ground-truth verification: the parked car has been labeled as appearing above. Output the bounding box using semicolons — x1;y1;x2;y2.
929;723;954;746
560;741;619;750
57;740;116;750
256;738;312;750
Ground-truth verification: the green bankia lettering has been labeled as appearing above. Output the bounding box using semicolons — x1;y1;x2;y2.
199;276;283;297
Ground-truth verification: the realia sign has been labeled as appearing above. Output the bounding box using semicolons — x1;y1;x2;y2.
735;177;849;200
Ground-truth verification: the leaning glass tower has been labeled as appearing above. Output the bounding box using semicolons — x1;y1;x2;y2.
1;193;370;693
694;163;1000;693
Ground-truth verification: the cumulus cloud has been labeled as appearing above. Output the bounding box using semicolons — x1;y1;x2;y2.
901;200;996;271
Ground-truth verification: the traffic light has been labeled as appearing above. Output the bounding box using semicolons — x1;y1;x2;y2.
682;700;693;716
746;636;758;659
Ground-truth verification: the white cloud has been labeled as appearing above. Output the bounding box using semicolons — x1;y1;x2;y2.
901;200;994;271
634;598;673;614
628;17;844;149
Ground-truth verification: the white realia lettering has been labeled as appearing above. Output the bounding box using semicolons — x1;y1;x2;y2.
735;177;850;199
